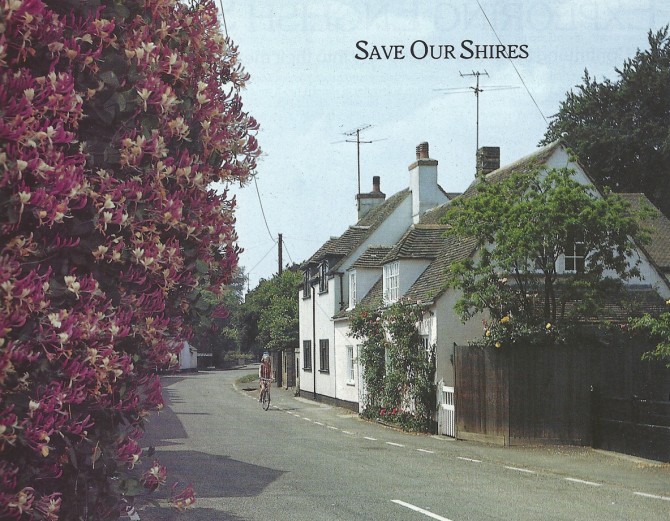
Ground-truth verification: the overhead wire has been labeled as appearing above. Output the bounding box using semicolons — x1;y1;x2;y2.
475;0;549;126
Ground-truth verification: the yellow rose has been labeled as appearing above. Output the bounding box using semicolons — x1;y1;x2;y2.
485;330;491;337
500;315;510;324
495;342;502;348
546;323;552;330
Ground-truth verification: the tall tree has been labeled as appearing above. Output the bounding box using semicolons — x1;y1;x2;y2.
443;166;646;347
229;267;301;356
542;27;670;218
0;0;258;518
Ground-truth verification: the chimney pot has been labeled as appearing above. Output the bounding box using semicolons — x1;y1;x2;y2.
416;142;430;160
372;176;381;193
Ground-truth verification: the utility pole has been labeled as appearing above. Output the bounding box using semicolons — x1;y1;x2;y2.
277;233;283;275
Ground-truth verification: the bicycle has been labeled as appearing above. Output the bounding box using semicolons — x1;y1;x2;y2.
259;377;273;410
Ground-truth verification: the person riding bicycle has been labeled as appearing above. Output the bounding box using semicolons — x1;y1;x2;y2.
259;352;272;400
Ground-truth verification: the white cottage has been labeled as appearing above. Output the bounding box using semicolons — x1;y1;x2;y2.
298;142;450;408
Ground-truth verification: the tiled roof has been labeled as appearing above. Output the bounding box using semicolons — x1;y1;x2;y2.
351;247;392;269
619;193;670;271
403;235;478;304
382;225;450;263
304;189;410;269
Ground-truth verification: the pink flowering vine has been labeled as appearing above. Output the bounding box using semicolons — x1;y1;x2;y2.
1;0;259;518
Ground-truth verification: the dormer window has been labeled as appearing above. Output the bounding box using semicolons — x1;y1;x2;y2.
319;260;329;293
349;271;357;309
383;261;399;304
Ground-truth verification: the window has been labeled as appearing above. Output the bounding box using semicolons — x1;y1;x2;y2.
346;345;355;384
303;340;312;371
319;339;329;373
349;272;357;309
383;261;399;304
421;334;430;354
303;269;311;299
319;260;329;293
564;229;586;273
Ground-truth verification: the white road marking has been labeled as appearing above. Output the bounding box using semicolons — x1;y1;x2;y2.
386;442;405;447
342;430;354;435
417;448;435;454
302;417;312;422
564;477;602;487
392;500;455;521
505;466;536;474
457;456;481;463
313;421;324;426
364;436;377;441
327;426;339;430
634;492;670;502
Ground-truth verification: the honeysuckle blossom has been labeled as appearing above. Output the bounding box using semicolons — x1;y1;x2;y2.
1;0;259;517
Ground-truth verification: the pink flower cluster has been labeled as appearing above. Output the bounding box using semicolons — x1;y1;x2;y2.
1;0;258;517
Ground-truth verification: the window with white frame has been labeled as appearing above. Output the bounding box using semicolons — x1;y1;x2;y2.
349;272;357;309
346;345;355;384
383;261;399;304
319;260;329;293
303;269;311;298
564;229;586;273
303;340;312;371
319;339;329;373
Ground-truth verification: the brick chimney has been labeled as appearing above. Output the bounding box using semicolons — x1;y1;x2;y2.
408;142;443;224
356;176;386;220
476;146;500;178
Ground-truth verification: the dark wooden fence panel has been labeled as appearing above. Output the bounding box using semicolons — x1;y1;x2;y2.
455;346;508;442
455;340;670;460
508;346;592;445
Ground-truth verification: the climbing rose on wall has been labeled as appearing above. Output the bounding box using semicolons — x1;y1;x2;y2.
0;0;259;518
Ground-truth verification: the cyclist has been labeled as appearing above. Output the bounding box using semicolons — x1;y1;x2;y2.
258;352;272;401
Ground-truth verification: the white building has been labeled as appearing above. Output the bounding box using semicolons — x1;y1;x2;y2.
299;139;670;437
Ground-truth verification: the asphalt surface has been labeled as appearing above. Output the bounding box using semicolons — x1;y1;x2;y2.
134;368;670;521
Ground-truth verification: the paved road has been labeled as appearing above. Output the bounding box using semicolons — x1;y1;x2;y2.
137;369;669;521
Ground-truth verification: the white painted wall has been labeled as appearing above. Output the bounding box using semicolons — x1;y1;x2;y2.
179;341;197;371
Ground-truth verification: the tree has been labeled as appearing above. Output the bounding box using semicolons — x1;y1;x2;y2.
442;165;647;347
542;27;670;218
230;267;301;356
0;0;258;518
630;303;670;366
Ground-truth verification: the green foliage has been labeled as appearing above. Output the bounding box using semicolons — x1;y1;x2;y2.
630;303;670;366
227;267;301;355
542;26;670;218
350;301;436;433
443;165;647;348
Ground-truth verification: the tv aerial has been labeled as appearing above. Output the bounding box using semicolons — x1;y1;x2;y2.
333;125;386;205
435;71;518;155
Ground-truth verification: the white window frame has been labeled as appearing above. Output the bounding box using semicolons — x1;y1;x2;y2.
563;230;586;273
319;339;329;373
348;271;357;309
319;260;329;293
383;261;399;304
346;345;355;384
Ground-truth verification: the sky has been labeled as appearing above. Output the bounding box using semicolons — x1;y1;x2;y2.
215;0;670;293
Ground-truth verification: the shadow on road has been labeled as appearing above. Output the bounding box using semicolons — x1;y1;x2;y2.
148;450;285;499
140;506;248;521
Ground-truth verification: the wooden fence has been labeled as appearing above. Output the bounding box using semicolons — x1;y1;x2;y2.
454;341;670;461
